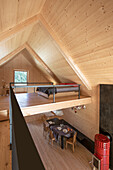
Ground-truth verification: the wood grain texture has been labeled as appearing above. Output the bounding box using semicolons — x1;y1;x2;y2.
0;25;33;60
39;14;91;90
41;0;113;86
25;43;60;84
0;0;112;142
0;44;25;66
28;22;85;87
0;0;46;33
0;121;11;170
15;93;91;116
22;49;55;83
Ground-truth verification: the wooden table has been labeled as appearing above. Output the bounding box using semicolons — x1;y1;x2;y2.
47;118;76;149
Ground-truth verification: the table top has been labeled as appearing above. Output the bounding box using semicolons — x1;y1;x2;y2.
50;124;74;138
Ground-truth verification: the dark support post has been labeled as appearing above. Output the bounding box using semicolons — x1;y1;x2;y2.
9;84;12;150
53;86;55;103
78;85;80;99
34;87;35;93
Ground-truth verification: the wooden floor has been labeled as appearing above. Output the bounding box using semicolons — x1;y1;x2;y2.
15;93;91;116
0;121;11;170
15;93;86;108
27;120;92;170
0;93;89;111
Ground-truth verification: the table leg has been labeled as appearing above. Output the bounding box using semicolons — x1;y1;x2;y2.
61;136;64;149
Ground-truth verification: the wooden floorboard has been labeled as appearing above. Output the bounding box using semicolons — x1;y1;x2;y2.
0;93;89;112
15;93;91;116
0;121;11;170
27;120;92;170
15;93;87;108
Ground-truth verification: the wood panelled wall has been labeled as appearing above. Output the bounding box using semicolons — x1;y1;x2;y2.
41;0;113;87
63;86;99;141
0;52;48;94
28;22;84;85
0;25;33;60
0;0;113;141
27;19;98;141
40;0;113;141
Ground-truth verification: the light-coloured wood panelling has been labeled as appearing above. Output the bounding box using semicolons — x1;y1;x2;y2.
0;26;33;60
25;43;60;84
39;15;91;90
22;48;56;83
0;52;49;94
41;0;113;140
28;22;84;86
27;21;97;140
42;0;113;86
0;44;25;66
63;86;99;141
0;0;46;33
15;93;91;116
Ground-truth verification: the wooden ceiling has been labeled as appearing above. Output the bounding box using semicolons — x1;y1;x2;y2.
0;0;113;88
0;0;46;33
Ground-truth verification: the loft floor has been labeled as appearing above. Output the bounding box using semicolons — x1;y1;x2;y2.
15;93;91;116
0;92;91;114
27;119;92;170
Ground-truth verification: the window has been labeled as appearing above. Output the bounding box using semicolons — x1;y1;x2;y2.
14;70;28;85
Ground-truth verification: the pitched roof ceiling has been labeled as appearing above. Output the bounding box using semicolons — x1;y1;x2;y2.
0;0;113;89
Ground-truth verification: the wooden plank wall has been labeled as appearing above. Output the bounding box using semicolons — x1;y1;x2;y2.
0;52;49;95
63;86;99;141
41;0;113;87
40;0;113;141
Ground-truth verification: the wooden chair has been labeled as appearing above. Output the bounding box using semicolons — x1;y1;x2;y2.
66;132;77;152
42;114;47;122
49;130;55;146
43;121;49;138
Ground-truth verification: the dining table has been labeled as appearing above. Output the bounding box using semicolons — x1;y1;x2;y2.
47;119;75;149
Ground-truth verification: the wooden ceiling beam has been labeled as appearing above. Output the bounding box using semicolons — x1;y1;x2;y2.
0;44;26;66
0;14;40;45
25;43;61;84
39;14;92;90
21;97;92;116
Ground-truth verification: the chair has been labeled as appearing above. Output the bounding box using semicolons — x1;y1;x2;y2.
42;114;47;122
66;132;77;152
43;121;49;138
49;130;55;146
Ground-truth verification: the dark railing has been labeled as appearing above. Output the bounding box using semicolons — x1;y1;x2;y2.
10;85;45;170
10;82;81;102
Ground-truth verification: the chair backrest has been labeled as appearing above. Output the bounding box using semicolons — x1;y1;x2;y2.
73;132;77;143
42;114;47;122
43;122;49;132
49;130;54;139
